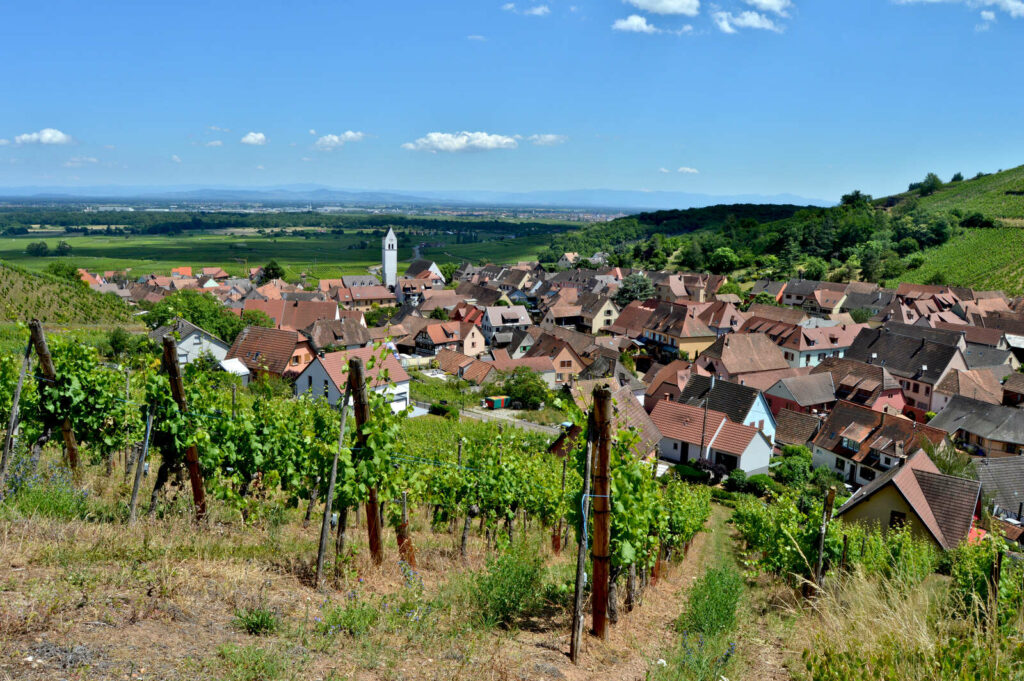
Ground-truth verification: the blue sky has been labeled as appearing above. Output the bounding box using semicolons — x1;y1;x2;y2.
1;0;1022;201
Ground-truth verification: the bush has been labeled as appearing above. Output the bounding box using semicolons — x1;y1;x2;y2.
428;402;459;419
473;540;545;627
675;462;711;484
216;644;286;681
9;463;90;519
745;474;774;497
724;469;747;493
232;607;279;636
677;565;744;636
774;447;813;487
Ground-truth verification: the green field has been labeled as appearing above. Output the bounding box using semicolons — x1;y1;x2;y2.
0;229;553;280
895;164;1024;218
896;227;1024;294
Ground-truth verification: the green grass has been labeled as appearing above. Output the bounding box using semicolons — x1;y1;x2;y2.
892;164;1024;218
0;228;554;280
895;227;1024;294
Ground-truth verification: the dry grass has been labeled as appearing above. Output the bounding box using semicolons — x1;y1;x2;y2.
0;459;703;681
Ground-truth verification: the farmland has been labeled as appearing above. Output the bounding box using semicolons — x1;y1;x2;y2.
0;229;554;280
906;164;1024;218
896;227;1024;294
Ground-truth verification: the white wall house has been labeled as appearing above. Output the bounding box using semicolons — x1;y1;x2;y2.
649;400;772;475
149;318;230;366
293;347;411;414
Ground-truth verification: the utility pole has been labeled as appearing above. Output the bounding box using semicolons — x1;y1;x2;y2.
161;336;207;521
591;387;612;640
30;321;79;471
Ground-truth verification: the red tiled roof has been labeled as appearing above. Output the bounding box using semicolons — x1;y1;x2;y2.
226;326;308;376
649;400;726;446
244;299;339;331
315;346;410;392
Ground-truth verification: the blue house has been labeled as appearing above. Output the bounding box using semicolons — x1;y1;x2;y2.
674;374;777;443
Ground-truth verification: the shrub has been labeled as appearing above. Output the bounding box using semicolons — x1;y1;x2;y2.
724;469;747;493
675;463;711;484
473;540;545;627
774;447;812;487
745;474;774;497
677;565;744;636
232;607;279;636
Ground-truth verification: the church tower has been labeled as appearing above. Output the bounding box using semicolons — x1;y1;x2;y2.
382;226;397;289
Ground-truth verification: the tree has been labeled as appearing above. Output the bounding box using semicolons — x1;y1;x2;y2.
438;262;458;283
26;241;49;257
501;367;549;410
896;237;920;256
707;247;740;274
44;261;79;281
840;190;872;208
849;308;873;324
951;172;964;182
145;290;267;343
614;273;655;308
743;291;780;311
429;307;450;320
917;172;943;197
261;260;285;282
802;256;828;281
716;281;742;297
54;240;72;256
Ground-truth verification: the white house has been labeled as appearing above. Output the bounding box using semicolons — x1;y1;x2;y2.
649;399;772;475
480;305;532;345
148;318;230;366
293;346;411;413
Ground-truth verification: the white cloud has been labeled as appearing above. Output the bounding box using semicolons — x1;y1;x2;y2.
678;166;699;173
658;167;671;173
301;157;313;162
206;140;223;147
502;2;516;9
743;0;792;15
16;128;73;145
625;0;700;15
976;8;998;28
256;164;265;170
524;5;550;14
315;131;366;150
402;131;519;152
467;34;487;40
613;14;661;31
894;0;1024;19
712;10;782;32
209;125;231;132
527;133;567;146
981;9;997;19
63;156;98;167
240;131;267;145
171;154;182;163
0;139;8;146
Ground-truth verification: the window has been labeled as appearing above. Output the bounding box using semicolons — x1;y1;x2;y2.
889;511;906;528
193;335;201;345
911;383;919;394
560;360;572;368
835;459;845;471
672;442;678;451
860;467;876;482
323;379;329;397
308;376;312;389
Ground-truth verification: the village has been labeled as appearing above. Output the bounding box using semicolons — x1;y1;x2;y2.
70;226;1024;555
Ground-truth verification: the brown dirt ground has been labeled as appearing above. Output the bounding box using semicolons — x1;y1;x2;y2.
0;503;720;681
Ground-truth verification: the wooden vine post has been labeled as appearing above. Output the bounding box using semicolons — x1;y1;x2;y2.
397;490;417;566
569;413;595;665
814;486;837;586
553;457;567;554
161;336;207;521
0;342;32;493
316;382;351;589
591;387;613;640
128;411;154;523
29;320;80;471
349;357;384;566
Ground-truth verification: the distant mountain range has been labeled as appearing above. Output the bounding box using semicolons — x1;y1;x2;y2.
0;184;833;211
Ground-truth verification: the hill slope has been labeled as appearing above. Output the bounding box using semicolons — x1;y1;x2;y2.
0;262;134;324
888;164;1024;219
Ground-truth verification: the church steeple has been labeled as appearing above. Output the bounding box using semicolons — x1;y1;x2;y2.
382;227;398;289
